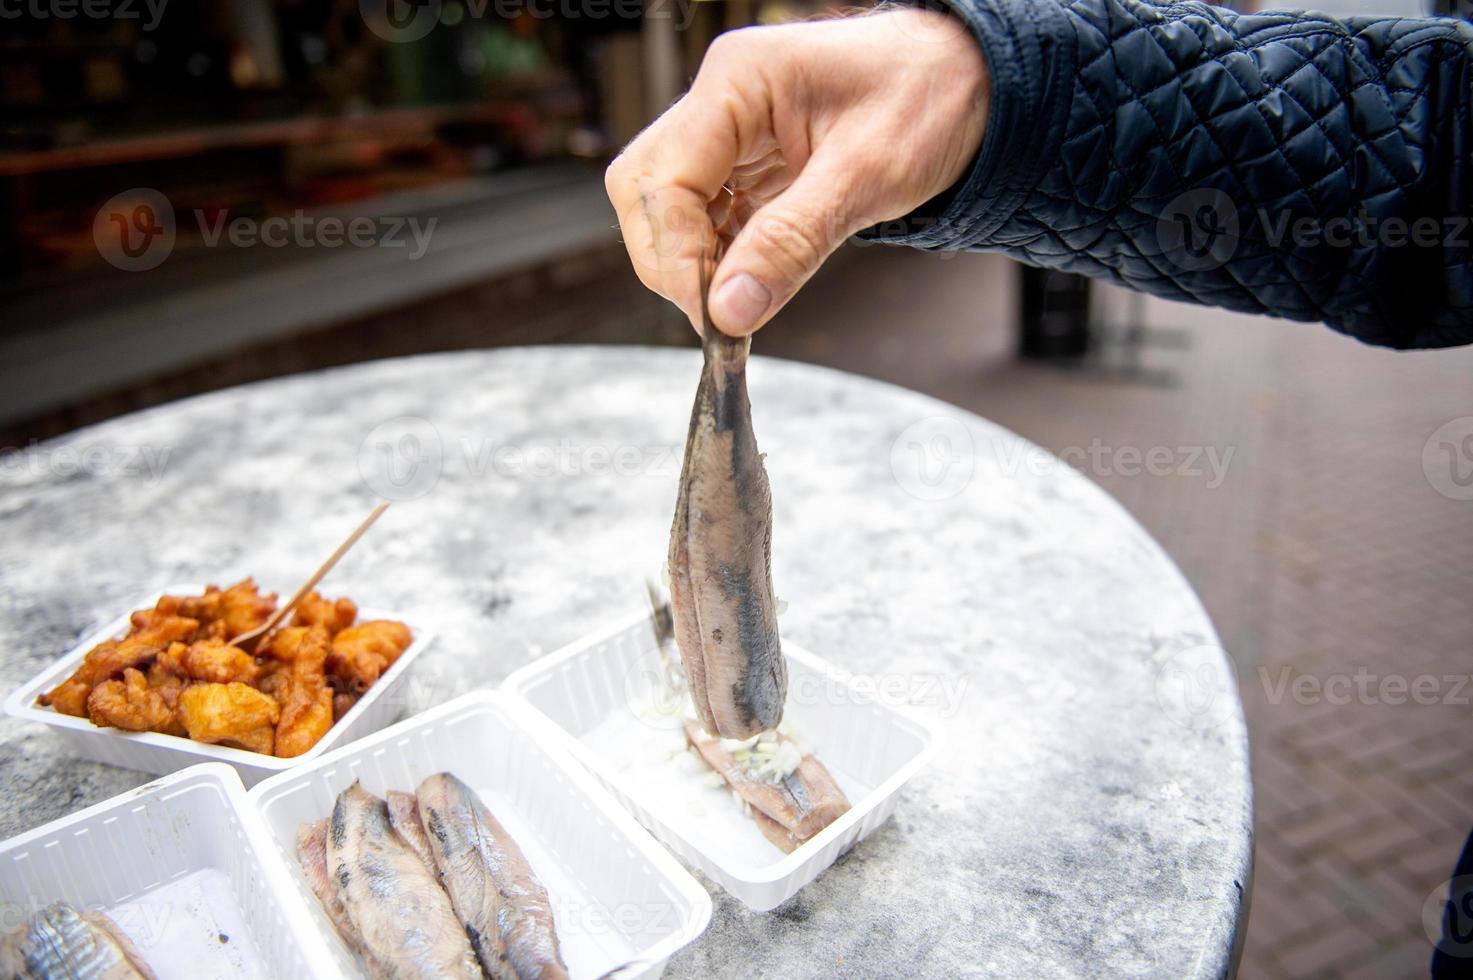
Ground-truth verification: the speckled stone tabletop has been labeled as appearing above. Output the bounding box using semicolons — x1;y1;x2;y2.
0;346;1251;978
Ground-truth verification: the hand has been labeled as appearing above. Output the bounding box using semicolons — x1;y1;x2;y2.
604;8;989;336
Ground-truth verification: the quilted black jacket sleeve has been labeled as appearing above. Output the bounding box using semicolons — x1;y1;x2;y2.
865;0;1473;349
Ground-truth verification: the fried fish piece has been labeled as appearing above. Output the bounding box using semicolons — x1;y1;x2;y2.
86;667;184;736
159;638;261;685
328;620;412;692
292;591;359;637
332;692;359;722
39;612;199;717
176;579;277;641
177;682;280;755
685;720;851;849
266;626;334;758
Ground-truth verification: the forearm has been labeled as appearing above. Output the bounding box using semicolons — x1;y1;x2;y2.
869;0;1473;349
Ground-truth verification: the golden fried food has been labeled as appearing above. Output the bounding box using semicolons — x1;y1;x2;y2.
177;682;280;755
328;621;413;692
292;592;358;637
177;579;277;641
268;626;334;758
39;613;199;717
332;692;359;722
39;580;409;756
172;638;261;685
146;658;184;706
86;667;184;736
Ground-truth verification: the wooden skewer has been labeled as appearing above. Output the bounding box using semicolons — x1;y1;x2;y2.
233;502;391;651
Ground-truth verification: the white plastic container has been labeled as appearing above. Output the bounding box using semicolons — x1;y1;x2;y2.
4;584;434;786
0;763;336;979
249;689;713;979
502;611;944;911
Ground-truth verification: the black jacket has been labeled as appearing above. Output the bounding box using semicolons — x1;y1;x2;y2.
868;0;1473;349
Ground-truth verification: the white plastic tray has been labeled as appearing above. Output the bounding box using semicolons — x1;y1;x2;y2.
4;584;434;786
502;611;944;911
0;763;335;979
249;689;712;979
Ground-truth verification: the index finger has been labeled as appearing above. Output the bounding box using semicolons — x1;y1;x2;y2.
605;83;748;326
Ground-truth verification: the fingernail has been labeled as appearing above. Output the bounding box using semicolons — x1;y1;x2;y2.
711;273;772;334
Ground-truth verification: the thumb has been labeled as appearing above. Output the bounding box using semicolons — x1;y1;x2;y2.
708;159;861;336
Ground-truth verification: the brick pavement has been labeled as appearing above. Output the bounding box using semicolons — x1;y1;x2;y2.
765;246;1473;978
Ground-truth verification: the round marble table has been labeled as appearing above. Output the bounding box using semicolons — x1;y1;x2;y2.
0;346;1251;977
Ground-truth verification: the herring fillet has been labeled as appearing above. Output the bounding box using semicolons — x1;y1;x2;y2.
296;819;362;954
386;790;436;873
326;781;480;980
0;901;155;980
685;720;851;846
668;268;787;739
416;772;568;980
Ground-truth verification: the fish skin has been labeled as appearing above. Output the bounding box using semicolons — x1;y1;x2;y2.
0;902;154;980
327;781;480;980
668;268;787;739
415;772;568;980
385;790;436;873
296;819;364;955
685;720;851;844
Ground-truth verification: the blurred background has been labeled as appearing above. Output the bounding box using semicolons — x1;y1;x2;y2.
3;0;1472;977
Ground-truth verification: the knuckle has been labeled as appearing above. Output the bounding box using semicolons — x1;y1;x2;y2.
750;207;828;281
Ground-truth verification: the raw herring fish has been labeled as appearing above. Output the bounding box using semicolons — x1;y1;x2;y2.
667;259;787;739
296;819;362;956
415;772;568;980
0;902;155;980
327;781;480;980
685;719;851;852
386;789;437;873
